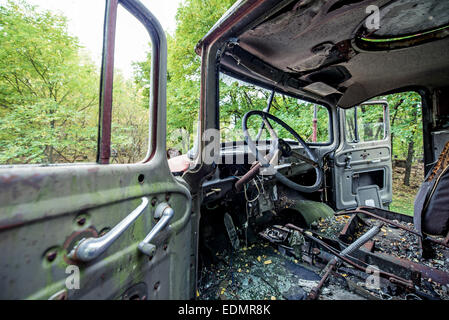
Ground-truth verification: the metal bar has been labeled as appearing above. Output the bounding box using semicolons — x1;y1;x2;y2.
336;208;449;249
119;0;168;162
307;260;334;300
307;224;382;300
285;224;415;289
354;106;359;142
339;214;363;243
235;162;261;191
97;0;118;164
340;224;382;256
312;105;317;143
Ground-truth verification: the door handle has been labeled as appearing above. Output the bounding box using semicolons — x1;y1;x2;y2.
68;197;149;262
138;202;174;256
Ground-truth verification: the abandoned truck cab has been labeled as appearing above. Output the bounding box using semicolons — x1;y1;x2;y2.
1;0;449;300
180;0;449;299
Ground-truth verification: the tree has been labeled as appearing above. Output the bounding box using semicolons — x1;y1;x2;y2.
134;0;237;151
384;92;423;184
403;105;419;186
0;0;99;164
111;71;149;163
167;0;236;136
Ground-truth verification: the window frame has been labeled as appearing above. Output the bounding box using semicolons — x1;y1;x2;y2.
344;103;388;145
98;0;167;165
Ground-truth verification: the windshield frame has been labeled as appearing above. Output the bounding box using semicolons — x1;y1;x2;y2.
217;69;335;148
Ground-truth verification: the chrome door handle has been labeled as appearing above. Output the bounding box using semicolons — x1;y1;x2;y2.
138;202;174;256
68;197;149;262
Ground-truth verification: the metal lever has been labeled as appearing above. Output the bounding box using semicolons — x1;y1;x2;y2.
138;202;174;256
308;224;382;300
68;197;149;262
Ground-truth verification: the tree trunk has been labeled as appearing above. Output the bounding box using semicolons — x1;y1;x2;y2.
404;139;415;186
403;105;418;186
390;98;403;159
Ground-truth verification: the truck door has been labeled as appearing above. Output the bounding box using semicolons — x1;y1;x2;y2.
0;0;194;300
331;101;393;210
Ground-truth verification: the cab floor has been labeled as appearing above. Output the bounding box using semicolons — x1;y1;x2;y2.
198;242;364;300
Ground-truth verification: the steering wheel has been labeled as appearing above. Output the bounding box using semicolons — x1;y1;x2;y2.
236;110;323;193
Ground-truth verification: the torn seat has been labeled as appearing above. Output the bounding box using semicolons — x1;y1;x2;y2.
414;140;449;236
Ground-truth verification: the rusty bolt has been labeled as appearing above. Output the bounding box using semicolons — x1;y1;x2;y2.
46;250;57;262
76;217;86;226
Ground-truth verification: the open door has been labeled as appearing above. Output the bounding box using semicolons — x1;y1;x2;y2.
331;101;393;210
0;0;194;300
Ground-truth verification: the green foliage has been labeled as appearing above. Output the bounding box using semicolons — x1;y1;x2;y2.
134;0;236;151
167;0;235;139
383;92;423;160
218;75;330;143
345;104;386;143
0;0;99;164
134;0;332;148
111;72;149;163
0;0;150;164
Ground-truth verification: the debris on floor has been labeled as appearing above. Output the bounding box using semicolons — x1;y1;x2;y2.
198;213;449;300
199;242;324;300
318;214;449;274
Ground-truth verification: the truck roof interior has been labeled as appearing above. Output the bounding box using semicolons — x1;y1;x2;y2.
205;0;449;108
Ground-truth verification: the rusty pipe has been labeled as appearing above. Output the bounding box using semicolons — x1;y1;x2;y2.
307;260;336;300
285;224;415;290
307;224;382;300
235;162;261;191
336;208;449;250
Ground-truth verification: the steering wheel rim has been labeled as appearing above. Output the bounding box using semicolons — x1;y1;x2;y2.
242;110;323;193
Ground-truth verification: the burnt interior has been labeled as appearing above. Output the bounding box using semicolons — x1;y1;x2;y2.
198;179;449;300
218;0;449;108
195;0;449;300
196;140;449;300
